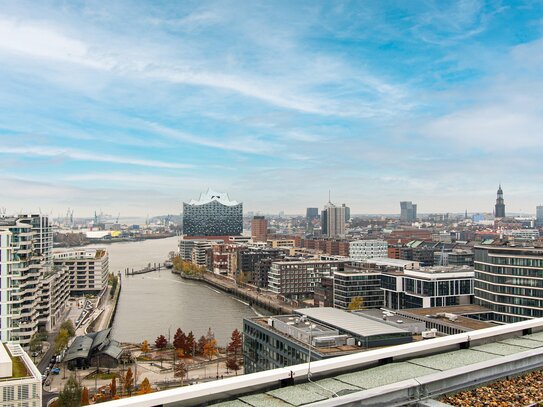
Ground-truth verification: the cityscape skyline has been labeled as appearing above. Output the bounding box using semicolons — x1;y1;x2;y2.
1;1;543;215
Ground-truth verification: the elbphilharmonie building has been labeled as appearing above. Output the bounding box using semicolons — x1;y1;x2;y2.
182;189;243;236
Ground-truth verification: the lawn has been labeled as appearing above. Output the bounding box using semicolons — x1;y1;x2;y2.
11;357;29;378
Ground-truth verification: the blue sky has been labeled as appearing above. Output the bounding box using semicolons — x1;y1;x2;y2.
1;0;543;217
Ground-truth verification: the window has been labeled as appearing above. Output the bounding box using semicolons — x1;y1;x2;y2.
18;385;29;400
3;386;14;401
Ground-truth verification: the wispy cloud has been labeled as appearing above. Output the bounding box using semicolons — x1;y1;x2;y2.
0;1;542;215
0;145;192;169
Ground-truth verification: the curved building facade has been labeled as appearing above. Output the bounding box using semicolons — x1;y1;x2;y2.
183;189;243;237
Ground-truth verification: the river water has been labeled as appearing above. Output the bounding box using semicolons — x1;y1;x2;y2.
85;237;257;346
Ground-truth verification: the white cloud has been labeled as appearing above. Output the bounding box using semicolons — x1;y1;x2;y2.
0;145;192;169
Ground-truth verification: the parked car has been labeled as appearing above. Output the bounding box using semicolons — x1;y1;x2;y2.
32;351;40;357
51;368;61;375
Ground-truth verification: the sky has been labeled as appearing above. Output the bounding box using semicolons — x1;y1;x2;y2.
1;0;543;217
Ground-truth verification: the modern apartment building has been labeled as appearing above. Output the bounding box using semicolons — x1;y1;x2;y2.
474;244;543;323
182;189;243;237
0;342;42;407
381;266;474;309
268;260;345;299
53;249;109;295
0;220;42;346
37;267;70;331
237;248;286;287
17;214;53;265
433;249;474;267
244;308;412;373
509;229;540;241
333;268;384;310
349;239;388;261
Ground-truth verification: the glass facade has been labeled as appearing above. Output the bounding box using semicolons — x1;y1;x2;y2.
474;246;543;323
183;200;243;237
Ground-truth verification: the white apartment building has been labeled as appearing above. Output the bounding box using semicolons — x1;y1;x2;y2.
508;229;540;241
37;267;71;331
53;249;109;295
17;214;53;266
0;343;42;407
349;239;388;261
0;220;42;346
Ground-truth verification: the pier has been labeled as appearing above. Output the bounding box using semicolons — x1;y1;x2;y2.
124;262;166;276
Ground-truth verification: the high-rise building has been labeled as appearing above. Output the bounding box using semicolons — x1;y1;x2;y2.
400;201;417;222
17;214;53;265
0;219;42;346
182;189;243;237
343;204;351;221
474;244;543;323
321;202;346;238
306;208;319;221
494;185;505;218
536;205;543;227
251;216;268;242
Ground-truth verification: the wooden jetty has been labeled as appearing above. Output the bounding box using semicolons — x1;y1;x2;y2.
124;262;165;276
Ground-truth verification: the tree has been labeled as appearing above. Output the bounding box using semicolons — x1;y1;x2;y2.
155;335;167;349
81;387;90;406
348;296;364;311
174;361;188;382
197;335;207;355
141;340;150;354
60;320;76;338
138;377;152;395
29;333;43;354
173;328;187;351
110;377;117;397
57;376;82;407
206;327;215;340
203;338;218;361
226;329;243;375
55;328;70;354
124;367;134;396
237;271;246;285
186;331;196;356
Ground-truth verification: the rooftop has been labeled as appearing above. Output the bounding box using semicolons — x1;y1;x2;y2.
294;308;410;338
398;305;495;331
187;189;240;207
96;317;543;407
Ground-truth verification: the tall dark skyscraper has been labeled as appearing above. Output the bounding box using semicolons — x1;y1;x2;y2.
306;207;319;233
306;208;319;221
182;189;243;236
400;201;417;222
494;185;505;218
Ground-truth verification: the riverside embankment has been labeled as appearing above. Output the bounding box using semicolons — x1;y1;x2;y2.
173;269;296;315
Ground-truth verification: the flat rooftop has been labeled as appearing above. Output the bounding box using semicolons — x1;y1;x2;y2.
251;318;359;357
211;326;543;407
398;305;495;331
294;308;410;338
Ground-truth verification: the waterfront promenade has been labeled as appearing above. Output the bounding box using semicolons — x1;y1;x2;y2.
174;269;297;315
